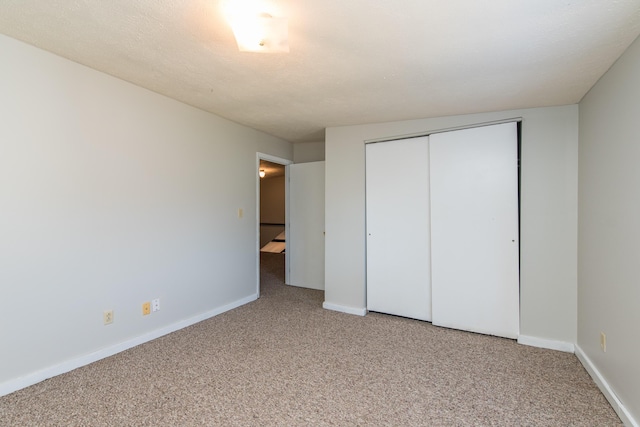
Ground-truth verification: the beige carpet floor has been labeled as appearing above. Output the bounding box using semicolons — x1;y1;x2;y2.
0;253;621;426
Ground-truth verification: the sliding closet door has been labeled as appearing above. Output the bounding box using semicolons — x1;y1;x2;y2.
366;137;431;321
430;122;519;339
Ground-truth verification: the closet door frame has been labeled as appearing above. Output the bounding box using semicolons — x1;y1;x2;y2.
364;119;521;339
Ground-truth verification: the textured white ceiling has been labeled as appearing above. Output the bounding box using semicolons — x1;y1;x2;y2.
1;1;640;143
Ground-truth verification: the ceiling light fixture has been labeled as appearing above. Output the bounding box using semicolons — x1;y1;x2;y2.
223;1;289;53
259;169;266;178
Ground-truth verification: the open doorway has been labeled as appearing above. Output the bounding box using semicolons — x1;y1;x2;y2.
256;154;291;297
259;160;286;254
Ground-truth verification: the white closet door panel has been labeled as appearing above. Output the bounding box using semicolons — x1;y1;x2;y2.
290;161;325;290
430;123;519;338
366;137;431;321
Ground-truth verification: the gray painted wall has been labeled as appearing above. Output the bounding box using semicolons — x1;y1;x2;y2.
0;34;292;389
325;105;579;346
578;35;640;422
293;141;325;163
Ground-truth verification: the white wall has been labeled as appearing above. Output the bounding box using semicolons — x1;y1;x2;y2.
293;141;325;163
578;34;640;424
0;34;292;391
325;105;578;347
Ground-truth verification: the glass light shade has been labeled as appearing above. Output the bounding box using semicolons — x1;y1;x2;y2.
230;15;289;53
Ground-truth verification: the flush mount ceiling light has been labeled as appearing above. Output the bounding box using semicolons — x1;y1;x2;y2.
223;1;289;53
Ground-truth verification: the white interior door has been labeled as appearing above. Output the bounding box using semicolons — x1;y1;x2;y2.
289;161;325;290
366;137;431;321
429;122;519;339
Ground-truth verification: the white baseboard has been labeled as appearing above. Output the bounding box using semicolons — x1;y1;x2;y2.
322;301;367;316
0;293;258;398
575;345;638;427
517;335;575;353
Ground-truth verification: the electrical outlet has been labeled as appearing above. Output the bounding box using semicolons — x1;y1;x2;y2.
103;310;114;325
152;298;160;312
142;302;151;316
238;208;243;218
600;332;606;352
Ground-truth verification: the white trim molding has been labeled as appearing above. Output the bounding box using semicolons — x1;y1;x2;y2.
517;335;575;353
0;294;258;397
575;345;638;427
322;301;367;316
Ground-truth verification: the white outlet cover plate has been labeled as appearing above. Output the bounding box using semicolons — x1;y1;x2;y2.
103;310;114;324
152;299;160;312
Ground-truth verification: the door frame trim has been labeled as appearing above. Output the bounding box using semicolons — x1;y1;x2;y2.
364;117;522;145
